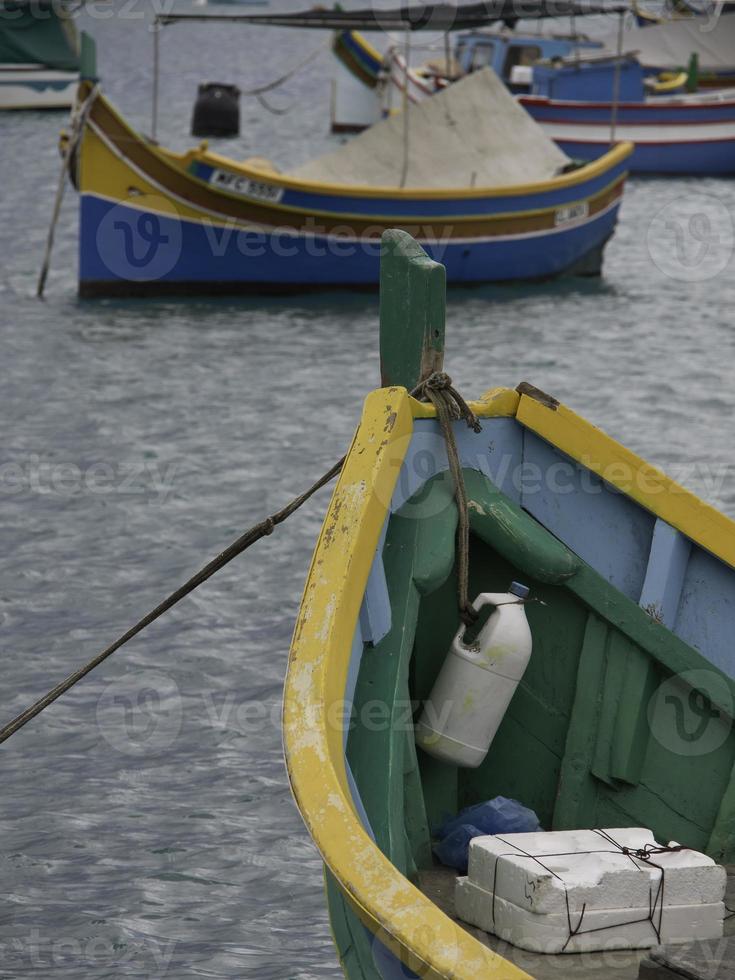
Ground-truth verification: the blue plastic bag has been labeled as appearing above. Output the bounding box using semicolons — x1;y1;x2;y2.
433;824;485;874
433;797;541;872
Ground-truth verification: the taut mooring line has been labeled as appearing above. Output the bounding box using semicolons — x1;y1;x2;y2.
1;374;478;745
0;457;344;746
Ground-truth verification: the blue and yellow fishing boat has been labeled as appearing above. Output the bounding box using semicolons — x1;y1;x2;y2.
285;231;735;978
69;45;632;297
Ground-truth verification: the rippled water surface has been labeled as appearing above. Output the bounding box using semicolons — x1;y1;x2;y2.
1;4;734;977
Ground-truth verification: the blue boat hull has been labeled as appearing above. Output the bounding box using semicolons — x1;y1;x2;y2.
554;138;735;175
521;96;735;175
74;85;632;297
78;193;622;296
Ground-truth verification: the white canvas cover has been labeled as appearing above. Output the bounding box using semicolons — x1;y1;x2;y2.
290;67;570;189
601;17;735;71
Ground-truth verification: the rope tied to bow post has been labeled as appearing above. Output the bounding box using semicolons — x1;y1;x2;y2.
411;371;482;626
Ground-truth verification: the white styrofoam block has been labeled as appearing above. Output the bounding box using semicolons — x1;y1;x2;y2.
467;828;726;915
455;878;725;955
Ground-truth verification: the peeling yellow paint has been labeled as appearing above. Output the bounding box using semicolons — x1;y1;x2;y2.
283;386;531;980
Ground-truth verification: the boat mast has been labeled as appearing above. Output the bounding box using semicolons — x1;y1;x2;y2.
610;9;624;145
152;19;160;140
400;29;411;188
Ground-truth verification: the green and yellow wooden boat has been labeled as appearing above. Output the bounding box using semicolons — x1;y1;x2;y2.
284;231;735;980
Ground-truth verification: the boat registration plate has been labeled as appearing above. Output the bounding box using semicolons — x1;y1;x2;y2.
554;202;589;226
209;169;284;203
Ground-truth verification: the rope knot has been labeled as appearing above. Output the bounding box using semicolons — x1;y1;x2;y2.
460;603;479;627
423;371;453;391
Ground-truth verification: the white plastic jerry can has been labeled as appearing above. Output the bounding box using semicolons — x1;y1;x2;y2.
415;582;532;768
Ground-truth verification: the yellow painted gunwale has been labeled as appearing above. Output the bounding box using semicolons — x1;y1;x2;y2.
341;28;383;67
285;383;735;978
178;164;628;227
84;85;633;204
284;385;530;980
185;140;634;201
82;107;627;236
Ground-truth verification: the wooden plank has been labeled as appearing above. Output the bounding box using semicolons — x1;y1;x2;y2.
359;525;391;645
707;760;735;863
379;230;445;391
515;391;735;574
520;428;655;602
639;519;691;629
347;495;456;879
553;612;608;829
591;631;625;787
592;632;655;788
610;641;656;786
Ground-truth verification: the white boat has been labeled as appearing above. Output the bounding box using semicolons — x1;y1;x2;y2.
0;64;77;110
0;1;79;110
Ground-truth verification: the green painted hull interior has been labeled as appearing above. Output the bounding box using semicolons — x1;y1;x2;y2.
328;468;735;977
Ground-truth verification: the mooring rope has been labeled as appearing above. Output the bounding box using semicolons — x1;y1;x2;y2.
0;372;479;744
0;456;344;746
412;372;482;626
240;43;326;99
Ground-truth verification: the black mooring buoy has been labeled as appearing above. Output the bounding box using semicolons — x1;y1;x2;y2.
191;83;241;138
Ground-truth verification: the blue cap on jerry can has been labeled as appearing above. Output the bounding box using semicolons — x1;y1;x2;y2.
509;581;530;599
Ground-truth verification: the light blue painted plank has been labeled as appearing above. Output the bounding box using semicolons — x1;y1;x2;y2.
346;761;376;842
454;416;524;503
345;627;376;838
675;546;735;679
389;417;523;512
390;424;447;513
360;518;391;645
639;519;691;628
520;430;655;601
344;621;364;750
